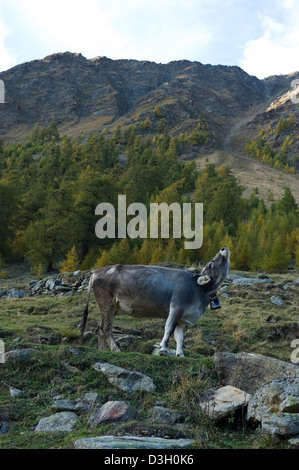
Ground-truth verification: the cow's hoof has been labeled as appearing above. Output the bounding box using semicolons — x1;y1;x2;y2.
159;349;168;356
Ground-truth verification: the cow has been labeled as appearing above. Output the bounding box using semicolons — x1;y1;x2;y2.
80;247;230;357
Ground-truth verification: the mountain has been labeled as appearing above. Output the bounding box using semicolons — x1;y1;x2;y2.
0;52;298;203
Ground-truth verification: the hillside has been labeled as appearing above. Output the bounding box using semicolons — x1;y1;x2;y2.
0;265;298;449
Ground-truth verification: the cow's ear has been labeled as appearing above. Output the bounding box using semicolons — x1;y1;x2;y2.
197;275;211;286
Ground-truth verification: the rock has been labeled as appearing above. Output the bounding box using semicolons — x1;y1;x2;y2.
151;405;185;424
4;348;34;363
288;434;299;448
51;399;89;414
7;289;26;299
89;401;136;428
227;274;273;286
199;385;251;421
45;279;61;290
261;413;299;436
266;315;281;323
34;411;78;432
61;361;82;374
246;378;299;423
84;393;102;405
270;296;284;307
114;334;135;348
221;292;230;299
55;285;72;292
92;362;156;393
0;290;6;297
214;352;299;394
74;435;195;449
9;387;25;398
0;421;9;435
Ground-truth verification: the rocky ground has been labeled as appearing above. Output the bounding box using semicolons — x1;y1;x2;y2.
0;264;298;449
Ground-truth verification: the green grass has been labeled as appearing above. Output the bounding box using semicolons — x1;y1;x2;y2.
0;270;298;449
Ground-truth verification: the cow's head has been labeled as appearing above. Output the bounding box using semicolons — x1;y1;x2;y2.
197;247;230;290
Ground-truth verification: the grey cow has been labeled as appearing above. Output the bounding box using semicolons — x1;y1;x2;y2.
80;247;230;357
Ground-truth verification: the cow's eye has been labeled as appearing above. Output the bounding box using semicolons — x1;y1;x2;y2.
208;262;213;269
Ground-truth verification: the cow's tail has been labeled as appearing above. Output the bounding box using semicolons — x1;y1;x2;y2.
79;274;93;344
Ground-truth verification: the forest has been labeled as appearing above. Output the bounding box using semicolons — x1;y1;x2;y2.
0;122;298;274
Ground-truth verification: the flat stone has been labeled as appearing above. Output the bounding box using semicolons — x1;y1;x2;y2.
270;296;284;307
89;401;136;428
51;399;89;414
228;274;273;286
35;411;78;432
74;436;195;449
92;362;155;393
200;385;251;421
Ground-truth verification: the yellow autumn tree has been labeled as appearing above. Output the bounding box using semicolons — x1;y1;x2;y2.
59;246;80;273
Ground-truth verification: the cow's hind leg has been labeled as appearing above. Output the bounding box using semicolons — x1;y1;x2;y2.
97;298;120;352
159;308;183;356
174;324;185;357
98;317;107;350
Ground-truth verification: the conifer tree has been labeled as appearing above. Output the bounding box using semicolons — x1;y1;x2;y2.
60;246;80;273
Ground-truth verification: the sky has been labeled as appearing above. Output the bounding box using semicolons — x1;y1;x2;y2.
0;0;298;78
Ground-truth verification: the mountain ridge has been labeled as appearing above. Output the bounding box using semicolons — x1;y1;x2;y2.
0;52;298;205
1;51;297;143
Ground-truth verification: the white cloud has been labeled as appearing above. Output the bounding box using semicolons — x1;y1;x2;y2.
240;6;299;78
0;0;223;65
5;0;129;60
0;8;17;72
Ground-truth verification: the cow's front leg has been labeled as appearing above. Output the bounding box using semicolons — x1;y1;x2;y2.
159;308;183;356
174;324;185;357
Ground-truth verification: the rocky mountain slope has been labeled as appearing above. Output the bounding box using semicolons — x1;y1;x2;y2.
0;51;297;143
0;52;298;204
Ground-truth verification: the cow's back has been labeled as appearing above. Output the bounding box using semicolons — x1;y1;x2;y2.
91;264;200;319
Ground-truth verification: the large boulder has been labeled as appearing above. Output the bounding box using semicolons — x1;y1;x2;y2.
92;362;156;393
246;377;299;423
214;352;299;394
